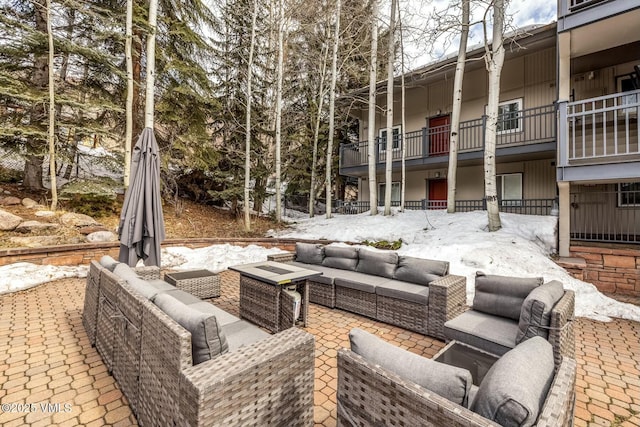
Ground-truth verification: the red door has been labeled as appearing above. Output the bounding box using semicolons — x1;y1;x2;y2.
429;115;450;156
428;179;448;209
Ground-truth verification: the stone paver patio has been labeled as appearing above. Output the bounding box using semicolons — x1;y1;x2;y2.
0;270;639;427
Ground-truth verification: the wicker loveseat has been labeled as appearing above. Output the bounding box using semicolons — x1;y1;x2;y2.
82;256;315;426
444;272;576;369
337;328;576;427
269;243;466;339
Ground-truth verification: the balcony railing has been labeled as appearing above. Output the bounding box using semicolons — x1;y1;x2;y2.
569;0;606;10
340;104;556;169
334;198;557;216
559;90;640;166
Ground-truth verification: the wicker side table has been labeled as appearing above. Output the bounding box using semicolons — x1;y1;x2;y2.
164;269;220;299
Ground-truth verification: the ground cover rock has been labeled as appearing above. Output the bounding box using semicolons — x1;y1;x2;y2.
86;231;118;243
10;236;62;247
0;209;23;230
60;212;99;227
22;198;38;208
0;196;21;206
15;221;60;233
35;210;56;218
78;225;109;235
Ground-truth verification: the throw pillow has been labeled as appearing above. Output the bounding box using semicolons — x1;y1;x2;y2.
516;280;565;344
356;248;398;278
349;328;472;406
394;256;449;285
295;242;325;265
471;336;555;426
154;293;229;364
473;272;543;321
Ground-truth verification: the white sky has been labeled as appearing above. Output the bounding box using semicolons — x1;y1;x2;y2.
2;210;639;324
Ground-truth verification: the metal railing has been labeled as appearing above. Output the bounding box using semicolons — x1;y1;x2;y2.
569;0;606;10
559;90;640;165
340;104;557;169
334;198;557;216
570;187;639;244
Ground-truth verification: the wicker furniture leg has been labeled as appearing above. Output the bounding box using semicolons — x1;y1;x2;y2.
427;274;467;340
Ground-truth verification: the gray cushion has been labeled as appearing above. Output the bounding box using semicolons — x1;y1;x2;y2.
147;279;176;292
322;246;359;270
334;270;390;293
472;337;555;426
289;262;336;285
188;301;241;327
113;262;138;281
295;242;325;265
159;289;201;305
154;293;229;364
516;281;565;344
222;320;270;351
394;256;449;285
473;272;543;320
443;310;518;356
356;248;398;278
99;255;120;272
375;280;430;305
350;328;472;406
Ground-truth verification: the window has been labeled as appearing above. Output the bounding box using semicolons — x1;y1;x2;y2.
497;98;523;134
618;182;640;207
498;173;522;206
378;182;401;204
378;126;401;153
617;75;638;117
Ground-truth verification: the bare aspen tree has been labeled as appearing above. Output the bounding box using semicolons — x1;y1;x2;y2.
398;1;406;212
46;0;57;210
367;0;378;215
483;0;505;231
275;0;285;222
124;0;133;188
145;0;158;128
325;0;341;219
244;0;258;231
309;42;329;218
383;0;396;216
446;0;470;213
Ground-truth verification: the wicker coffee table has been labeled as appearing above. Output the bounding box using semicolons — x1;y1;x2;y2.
229;261;321;333
164;269;220;299
433;340;499;386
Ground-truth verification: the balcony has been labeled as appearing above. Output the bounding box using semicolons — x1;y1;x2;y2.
558;90;640;179
339;104;556;172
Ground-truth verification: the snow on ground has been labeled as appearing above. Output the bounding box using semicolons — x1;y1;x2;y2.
1;210;639;323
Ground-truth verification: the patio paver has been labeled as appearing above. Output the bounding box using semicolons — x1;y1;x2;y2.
0;270;639;427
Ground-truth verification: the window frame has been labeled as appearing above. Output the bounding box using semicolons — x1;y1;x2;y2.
378;125;402;153
496;98;523;134
497;173;523;206
616;74;639;117
617;182;640;207
378;182;401;204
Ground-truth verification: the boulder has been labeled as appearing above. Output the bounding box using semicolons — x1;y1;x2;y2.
78;225;109;235
22;198;39;208
10;236;62;248
86;231;118;243
0;209;23;230
35;210;56;218
15;221;60;233
0;196;21;206
60;212;99;227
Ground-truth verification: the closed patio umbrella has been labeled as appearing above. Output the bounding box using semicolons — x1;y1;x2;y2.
118;127;165;267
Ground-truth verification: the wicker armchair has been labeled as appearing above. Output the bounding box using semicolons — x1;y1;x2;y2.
337;347;576;427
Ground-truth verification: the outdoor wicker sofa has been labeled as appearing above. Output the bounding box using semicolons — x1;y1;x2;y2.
337;328;577;427
444;272;576;369
82;256;315;426
269;243;466;339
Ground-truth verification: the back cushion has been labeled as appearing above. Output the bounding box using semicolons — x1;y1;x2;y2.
322;245;359;271
295;242;325;265
394;256;449;285
356;248;398;278
350;328;472;406
516;281;565;344
99;255;120;272
472;337;555;426
154;293;229;364
473;273;543;320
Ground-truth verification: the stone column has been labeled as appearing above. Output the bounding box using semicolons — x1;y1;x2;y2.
558;181;571;257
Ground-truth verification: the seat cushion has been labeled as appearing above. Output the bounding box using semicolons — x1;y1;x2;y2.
154;293;229;364
471;337;555;426
159;289;201;305
516;281;565;344
334;270;390;293
375;280;430;305
356;248;398;278
444;310;519;356
188;301;241;327
222;320;270;351
394;256;449;285
295;242;325;265
473;272;543;321
350;328;473;406
322;246;359;271
289;262;336;285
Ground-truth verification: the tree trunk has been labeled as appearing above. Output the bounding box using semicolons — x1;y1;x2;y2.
132;28;143;139
383;0;396;216
325;0;341;219
367;0;378;215
124;0;133;188
46;0;57;210
484;0;505;231
309;43;329;218
274;0;285;222
447;0;470;214
145;0;158;129
244;0;258;231
398;1;406;212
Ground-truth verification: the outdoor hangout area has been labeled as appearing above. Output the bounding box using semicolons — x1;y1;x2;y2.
1;239;639;427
